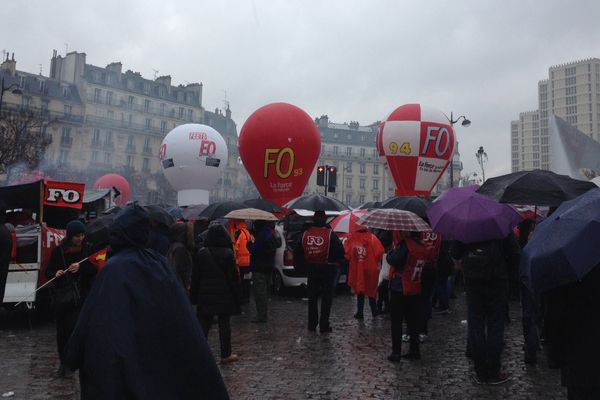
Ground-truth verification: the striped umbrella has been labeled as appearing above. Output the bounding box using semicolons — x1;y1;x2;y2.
330;209;368;233
356;208;431;232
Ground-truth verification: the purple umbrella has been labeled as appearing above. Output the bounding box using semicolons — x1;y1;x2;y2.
426;185;522;244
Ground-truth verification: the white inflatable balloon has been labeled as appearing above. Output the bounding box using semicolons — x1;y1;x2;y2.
159;124;228;206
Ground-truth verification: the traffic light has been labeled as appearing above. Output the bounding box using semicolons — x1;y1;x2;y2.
327;166;337;192
316;165;325;186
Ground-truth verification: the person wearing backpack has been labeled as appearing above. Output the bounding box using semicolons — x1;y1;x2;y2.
452;234;520;385
294;210;345;333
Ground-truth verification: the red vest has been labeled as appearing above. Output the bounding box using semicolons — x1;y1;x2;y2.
302;227;331;265
400;238;428;296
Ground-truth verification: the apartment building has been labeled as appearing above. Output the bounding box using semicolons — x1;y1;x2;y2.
511;58;600;172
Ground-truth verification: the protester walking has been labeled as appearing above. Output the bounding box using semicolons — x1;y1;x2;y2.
191;224;242;363
46;220;95;378
229;219;253;302
248;219;279;322
345;228;384;319
64;205;229;400
295;210;345;333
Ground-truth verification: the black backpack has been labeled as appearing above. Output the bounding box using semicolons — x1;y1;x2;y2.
463;241;499;281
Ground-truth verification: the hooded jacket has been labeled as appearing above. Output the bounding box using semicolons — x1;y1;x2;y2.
191;224;241;316
64;205;229;400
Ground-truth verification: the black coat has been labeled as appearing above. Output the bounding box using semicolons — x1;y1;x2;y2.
191;225;241;316
557;264;600;389
167;223;193;291
64;205;229;400
46;241;95;304
248;225;279;274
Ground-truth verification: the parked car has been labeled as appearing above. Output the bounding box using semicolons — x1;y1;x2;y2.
272;209;347;294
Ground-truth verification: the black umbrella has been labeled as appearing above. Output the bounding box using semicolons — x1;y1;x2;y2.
284;194;349;212
243;198;283;213
85;214;117;250
357;201;382;210
198;201;246;220
378;196;431;220
177;204;209;220
476;169;596;207
144;205;175;228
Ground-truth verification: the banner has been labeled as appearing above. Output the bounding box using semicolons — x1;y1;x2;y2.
44;180;86;210
549;114;600;180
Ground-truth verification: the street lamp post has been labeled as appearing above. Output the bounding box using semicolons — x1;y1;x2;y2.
0;76;23;114
449;112;471;187
476;146;488;182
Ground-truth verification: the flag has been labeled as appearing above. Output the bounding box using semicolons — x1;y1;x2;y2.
88;248;108;270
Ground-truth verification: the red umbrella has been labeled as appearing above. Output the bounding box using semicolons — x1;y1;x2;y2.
330;209;368;233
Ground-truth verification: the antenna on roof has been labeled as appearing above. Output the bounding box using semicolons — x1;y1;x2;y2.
152;69;159;79
39;64;43;75
64;43;69;54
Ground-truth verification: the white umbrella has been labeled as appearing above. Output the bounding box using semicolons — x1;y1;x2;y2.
224;208;278;221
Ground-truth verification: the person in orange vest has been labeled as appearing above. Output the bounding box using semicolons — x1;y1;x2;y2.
385;230;428;362
229;219;253;302
344;227;385;319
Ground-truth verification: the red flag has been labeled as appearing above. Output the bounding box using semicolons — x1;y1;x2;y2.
88;248;108;270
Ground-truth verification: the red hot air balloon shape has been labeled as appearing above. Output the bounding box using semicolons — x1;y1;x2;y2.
376;104;455;197
94;173;131;206
239;103;321;206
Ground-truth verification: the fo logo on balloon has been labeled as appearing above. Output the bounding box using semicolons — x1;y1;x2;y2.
377;104;455;197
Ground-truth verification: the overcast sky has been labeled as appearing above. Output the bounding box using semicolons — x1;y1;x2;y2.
3;0;600;178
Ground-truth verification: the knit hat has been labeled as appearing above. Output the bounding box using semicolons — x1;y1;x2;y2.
66;220;86;239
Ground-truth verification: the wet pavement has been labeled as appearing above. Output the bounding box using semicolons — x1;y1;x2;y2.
0;290;566;399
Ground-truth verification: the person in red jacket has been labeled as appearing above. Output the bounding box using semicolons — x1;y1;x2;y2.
345;228;384;319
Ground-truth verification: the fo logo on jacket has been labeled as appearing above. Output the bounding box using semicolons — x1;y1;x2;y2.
302;227;331;264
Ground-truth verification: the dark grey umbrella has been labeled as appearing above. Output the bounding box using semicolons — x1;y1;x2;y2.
198;201;246;220
379;196;430;220
284;194;349;212
243;198;283;213
144;205;175;228
477;169;596;207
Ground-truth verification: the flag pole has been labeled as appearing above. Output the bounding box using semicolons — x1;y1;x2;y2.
13;256;89;308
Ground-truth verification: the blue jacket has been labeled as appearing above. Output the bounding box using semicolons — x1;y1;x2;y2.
65;205;229;400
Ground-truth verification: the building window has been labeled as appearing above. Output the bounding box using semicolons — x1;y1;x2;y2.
359;195;365;204
360;148;365;157
143;158;150;172
127;135;134;146
105;131;113;146
188;109;193;121
345;177;352;189
346;147;352;157
94;88;101;102
346;194;353;205
91;151;98;162
107;110;114;120
21;96;31;109
360;178;365;189
144;99;150;112
145;118;152;129
61;127;72;145
126;155;134;167
373;164;379;175
160;103;166;115
179;107;184;119
92;129;100;146
59;150;69;163
346;162;352;173
106;91;113;105
128;114;133;127
104;152;112;164
64;104;72;116
333;146;338;156
161;121;167;133
372;148;378;157
360;163;366;174
128;96;135;108
373;179;379;190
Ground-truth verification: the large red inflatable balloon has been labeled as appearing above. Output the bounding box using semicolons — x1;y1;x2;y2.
93;174;131;206
376;104;455;197
239;103;321;206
